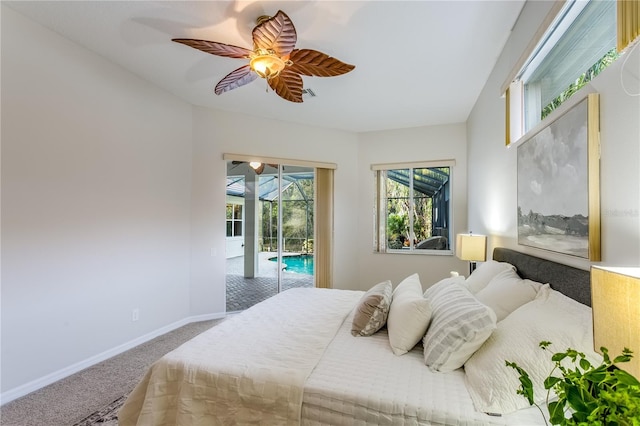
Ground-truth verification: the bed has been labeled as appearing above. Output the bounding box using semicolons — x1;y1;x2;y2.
119;248;596;425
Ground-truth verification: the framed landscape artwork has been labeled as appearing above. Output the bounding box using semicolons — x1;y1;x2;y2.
517;92;601;260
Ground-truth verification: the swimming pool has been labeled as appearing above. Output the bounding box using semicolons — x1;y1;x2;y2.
268;254;314;275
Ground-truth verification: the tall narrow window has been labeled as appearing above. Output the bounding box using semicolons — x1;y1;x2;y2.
373;162;453;254
226;203;243;237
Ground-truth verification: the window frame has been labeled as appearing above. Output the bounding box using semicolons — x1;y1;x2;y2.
372;160;455;256
504;0;620;146
226;201;244;238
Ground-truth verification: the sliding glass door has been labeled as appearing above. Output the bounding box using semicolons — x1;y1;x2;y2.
225;161;315;312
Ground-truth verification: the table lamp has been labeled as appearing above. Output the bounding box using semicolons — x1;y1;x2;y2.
591;266;640;378
455;233;487;275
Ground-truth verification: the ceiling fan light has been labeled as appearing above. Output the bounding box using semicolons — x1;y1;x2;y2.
249;161;262;170
250;54;285;79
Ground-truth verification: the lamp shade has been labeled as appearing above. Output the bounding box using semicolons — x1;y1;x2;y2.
591;266;640;378
455;234;487;262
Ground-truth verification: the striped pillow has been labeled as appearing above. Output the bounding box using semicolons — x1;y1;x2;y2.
422;280;497;372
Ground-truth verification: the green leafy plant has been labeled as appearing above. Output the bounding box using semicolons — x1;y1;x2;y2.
506;341;640;425
387;213;408;249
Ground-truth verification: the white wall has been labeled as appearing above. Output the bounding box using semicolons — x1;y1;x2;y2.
356;124;470;290
467;1;640;268
1;6;193;395
189;106;360;315
1;4;363;398
1;5;362;399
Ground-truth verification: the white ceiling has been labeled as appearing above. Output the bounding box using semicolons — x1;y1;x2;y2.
5;1;525;133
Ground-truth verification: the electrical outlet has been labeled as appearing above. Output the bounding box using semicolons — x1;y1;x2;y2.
132;308;139;322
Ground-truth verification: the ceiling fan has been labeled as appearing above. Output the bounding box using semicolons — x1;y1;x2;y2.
231;161;277;175
173;10;355;103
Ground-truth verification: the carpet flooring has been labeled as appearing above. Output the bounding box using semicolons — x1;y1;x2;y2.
0;319;222;426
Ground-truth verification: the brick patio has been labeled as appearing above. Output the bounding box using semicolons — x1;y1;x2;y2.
225;254;314;312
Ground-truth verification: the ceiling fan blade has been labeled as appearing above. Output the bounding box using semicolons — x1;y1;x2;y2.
252;10;297;57
215;65;258;94
268;69;303;103
288;49;355;77
172;39;252;59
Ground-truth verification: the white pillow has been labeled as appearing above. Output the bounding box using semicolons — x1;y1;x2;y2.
464;286;601;415
474;269;543;321
387;274;432;355
422;280;497;372
464;260;516;294
423;275;466;297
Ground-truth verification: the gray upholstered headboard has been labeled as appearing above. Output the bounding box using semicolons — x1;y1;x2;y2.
492;248;591;307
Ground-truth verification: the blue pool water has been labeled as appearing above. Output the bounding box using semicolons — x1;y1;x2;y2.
269;254;314;275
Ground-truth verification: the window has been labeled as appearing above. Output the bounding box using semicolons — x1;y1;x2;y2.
373;162;453;254
506;0;618;144
226;203;243;237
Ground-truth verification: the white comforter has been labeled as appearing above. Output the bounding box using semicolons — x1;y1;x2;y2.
301;306;546;425
119;288;363;426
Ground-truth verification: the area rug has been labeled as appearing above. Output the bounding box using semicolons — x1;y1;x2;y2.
73;394;127;426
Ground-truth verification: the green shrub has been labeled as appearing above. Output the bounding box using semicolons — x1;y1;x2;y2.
506;342;640;425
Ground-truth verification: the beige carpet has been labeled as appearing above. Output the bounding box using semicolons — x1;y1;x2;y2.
0;319;223;426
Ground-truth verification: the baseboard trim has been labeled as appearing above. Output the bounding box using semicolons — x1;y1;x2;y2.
0;312;226;405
